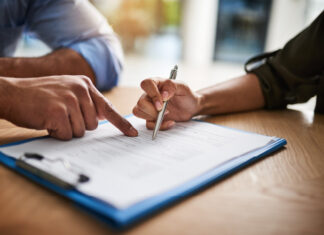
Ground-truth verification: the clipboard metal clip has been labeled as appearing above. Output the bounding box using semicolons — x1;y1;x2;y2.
17;152;90;189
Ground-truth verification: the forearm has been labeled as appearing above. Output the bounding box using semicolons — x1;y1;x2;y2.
0;77;14;119
0;48;96;83
197;73;265;115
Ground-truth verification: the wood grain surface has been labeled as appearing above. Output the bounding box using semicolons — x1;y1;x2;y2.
0;87;323;235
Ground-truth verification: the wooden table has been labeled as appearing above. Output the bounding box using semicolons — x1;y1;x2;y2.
0;87;323;235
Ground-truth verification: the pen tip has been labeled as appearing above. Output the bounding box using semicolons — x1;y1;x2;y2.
174;65;178;70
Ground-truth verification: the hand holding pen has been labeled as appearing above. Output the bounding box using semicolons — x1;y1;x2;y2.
152;65;178;139
133;66;202;135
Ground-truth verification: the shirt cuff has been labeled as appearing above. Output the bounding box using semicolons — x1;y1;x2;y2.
68;37;122;91
250;62;288;110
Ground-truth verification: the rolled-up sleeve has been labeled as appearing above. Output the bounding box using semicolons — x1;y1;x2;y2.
26;0;123;91
69;37;122;91
245;11;324;110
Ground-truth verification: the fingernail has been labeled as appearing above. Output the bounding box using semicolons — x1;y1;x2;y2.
162;91;169;101
155;101;162;111
129;126;138;137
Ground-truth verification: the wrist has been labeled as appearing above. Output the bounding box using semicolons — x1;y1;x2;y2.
0;77;15;119
195;89;222;116
195;92;205;116
195;90;214;116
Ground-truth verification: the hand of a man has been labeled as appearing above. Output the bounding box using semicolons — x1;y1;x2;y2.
2;75;138;140
133;78;202;130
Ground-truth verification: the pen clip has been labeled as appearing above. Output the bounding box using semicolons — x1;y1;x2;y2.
170;65;178;80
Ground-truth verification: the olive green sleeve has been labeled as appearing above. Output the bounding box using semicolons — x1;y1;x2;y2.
246;11;324;110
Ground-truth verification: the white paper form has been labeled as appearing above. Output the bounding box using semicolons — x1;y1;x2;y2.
0;116;275;208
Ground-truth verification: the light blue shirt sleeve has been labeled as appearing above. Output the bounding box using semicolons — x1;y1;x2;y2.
26;0;123;91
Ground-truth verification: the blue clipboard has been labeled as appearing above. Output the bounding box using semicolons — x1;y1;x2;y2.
0;118;287;228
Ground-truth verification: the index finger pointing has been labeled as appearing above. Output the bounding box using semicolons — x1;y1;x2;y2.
88;84;138;137
103;101;138;137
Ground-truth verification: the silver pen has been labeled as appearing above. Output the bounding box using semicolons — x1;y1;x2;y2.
152;65;178;140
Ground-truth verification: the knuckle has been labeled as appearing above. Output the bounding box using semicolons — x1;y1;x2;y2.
140;79;149;89
164;79;173;86
140;93;147;99
146;121;154;130
59;132;73;141
50;104;67;118
115;116;126;127
137;100;147;110
140;78;156;89
63;92;79;107
54;126;72;141
164;80;176;90
132;107;142;117
74;128;85;138
104;97;113;107
73;83;88;97
132;106;138;115
80;75;92;85
104;103;114;114
151;94;160;102
87;118;98;130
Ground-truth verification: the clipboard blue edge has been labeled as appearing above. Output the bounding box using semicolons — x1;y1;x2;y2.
0;116;287;229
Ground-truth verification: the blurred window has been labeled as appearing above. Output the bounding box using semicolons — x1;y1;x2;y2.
214;0;272;63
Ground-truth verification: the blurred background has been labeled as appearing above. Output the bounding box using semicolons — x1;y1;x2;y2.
15;0;324;110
